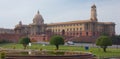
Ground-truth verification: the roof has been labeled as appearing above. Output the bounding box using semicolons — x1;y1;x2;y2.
47;19;115;26
98;22;115;25
47;19;92;26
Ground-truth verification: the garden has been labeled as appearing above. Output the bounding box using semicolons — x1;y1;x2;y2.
0;35;120;59
0;43;120;59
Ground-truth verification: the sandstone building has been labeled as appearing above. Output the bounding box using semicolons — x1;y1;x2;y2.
0;28;14;34
0;4;115;43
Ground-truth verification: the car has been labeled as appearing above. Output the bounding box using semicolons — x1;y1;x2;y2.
67;41;74;45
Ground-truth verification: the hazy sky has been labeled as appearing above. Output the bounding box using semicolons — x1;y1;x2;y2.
0;0;120;35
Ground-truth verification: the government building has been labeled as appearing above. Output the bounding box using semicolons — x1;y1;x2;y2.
0;4;115;43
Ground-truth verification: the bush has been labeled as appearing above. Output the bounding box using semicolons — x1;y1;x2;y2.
50;35;64;50
0;52;6;59
19;37;31;49
96;36;112;52
0;39;12;43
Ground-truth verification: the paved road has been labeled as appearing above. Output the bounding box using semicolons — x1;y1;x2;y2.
68;43;120;48
33;42;120;48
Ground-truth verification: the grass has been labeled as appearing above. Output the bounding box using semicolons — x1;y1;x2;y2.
0;43;120;58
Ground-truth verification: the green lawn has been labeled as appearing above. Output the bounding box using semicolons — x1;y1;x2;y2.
0;43;120;58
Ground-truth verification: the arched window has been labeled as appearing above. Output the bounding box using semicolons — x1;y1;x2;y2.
93;32;95;36
67;29;69;31
80;28;82;31
70;28;72;31
62;29;65;35
58;29;60;32
76;33;78;35
73;28;75;31
76;28;78;31
80;32;82;36
86;23;89;30
56;29;57;32
86;32;88;36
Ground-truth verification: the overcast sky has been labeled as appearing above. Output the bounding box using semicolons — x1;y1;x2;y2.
0;0;120;35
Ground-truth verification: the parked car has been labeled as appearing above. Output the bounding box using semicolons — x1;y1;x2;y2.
66;41;74;45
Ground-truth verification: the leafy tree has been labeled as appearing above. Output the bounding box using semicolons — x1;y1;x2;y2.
19;37;31;49
96;36;112;52
50;35;64;50
111;35;120;48
111;35;120;45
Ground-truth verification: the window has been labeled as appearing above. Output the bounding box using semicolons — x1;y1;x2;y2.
62;30;65;35
58;29;60;32
56;29;57;32
76;33;78;35
76;24;79;26
86;23;89;30
80;28;82;31
70;33;72;35
70;28;72;31
72;33;74;35
73;28;75;31
86;32;88;36
93;32;95;36
76;28;78;31
67;29;69;31
66;32;68;35
79;24;82;26
52;30;54;32
80;32;82;36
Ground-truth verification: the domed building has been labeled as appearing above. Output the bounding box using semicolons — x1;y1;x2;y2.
29;11;46;35
15;11;46;35
14;4;115;43
14;11;48;42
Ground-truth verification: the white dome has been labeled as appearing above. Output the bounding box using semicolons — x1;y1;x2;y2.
33;11;44;25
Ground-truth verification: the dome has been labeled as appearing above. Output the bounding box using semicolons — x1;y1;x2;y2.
15;21;22;28
33;11;44;25
91;4;96;8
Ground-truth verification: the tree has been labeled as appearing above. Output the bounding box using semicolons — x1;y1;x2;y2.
50;35;64;50
19;37;31;49
111;35;120;48
111;35;120;45
96;36;112;52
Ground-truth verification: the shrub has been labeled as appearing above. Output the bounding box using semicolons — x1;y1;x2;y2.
96;36;112;52
50;35;64;50
0;39;12;43
0;52;6;59
19;37;31;49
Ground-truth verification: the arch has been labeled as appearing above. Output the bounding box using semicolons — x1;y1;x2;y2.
86;32;88;36
93;32;95;36
62;29;65;35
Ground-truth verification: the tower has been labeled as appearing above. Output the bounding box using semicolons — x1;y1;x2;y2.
90;4;97;22
14;21;23;34
19;21;22;26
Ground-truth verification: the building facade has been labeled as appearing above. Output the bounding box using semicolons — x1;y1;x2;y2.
0;28;14;34
13;4;115;43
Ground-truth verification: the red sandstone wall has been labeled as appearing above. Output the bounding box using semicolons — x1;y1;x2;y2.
0;33;25;43
29;35;50;42
0;33;98;43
